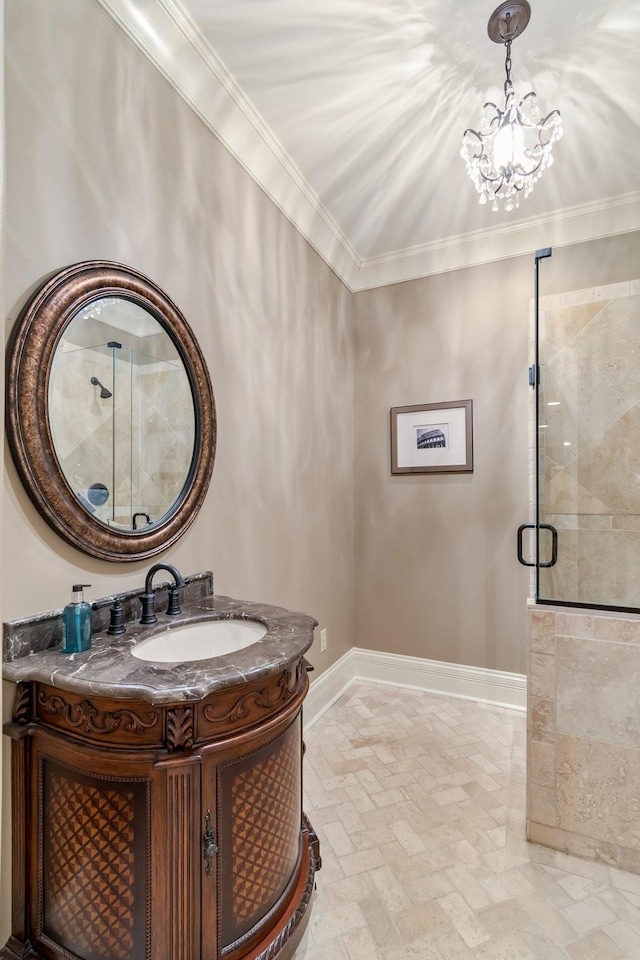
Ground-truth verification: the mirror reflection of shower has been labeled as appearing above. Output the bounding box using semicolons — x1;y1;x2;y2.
90;376;112;399
48;296;196;532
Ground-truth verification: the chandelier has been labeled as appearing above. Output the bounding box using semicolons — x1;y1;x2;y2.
461;1;562;211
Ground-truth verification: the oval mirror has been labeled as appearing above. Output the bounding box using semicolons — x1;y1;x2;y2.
6;261;216;561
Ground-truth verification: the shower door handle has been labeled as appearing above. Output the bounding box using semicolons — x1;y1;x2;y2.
517;524;536;566
539;524;558;567
517;523;558;568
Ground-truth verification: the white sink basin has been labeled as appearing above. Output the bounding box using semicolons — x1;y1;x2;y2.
131;619;267;663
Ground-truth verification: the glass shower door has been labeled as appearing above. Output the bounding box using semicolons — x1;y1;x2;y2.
534;235;640;611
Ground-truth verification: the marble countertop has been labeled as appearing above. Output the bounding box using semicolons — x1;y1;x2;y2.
2;594;317;704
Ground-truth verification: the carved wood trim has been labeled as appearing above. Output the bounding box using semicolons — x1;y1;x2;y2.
12;683;34;725
302;813;322;872
0;936;44;958
11;740;29;941
166;767;200;960
203;678;287;725
203;662;303;729
165;706;195;752
37;690;158;738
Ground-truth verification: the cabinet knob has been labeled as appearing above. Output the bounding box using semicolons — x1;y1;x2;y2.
203;809;218;878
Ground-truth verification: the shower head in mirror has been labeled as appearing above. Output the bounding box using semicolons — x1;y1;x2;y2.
90;375;112;399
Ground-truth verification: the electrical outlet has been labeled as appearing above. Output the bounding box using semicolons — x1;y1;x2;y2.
320;628;327;653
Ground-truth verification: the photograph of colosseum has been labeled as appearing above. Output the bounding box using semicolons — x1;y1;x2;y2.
416;423;448;450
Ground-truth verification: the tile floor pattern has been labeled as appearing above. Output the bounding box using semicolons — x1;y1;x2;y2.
294;682;640;960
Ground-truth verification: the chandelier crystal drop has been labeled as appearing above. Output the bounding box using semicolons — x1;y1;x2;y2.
461;1;562;212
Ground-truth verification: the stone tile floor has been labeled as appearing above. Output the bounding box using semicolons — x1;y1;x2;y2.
295;682;640;960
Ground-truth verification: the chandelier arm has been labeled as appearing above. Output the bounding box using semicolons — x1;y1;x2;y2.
540;109;561;124
462;129;484;161
489;179;525;201
513;99;541;129
538;109;563;143
464;102;505;140
478;169;508;187
512;153;544;179
469;99;502;120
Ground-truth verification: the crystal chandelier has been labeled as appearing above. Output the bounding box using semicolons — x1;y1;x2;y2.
461;1;562;212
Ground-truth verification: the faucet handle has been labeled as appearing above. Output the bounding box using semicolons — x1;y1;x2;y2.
139;592;157;625
166;584;183;617
107;596;127;636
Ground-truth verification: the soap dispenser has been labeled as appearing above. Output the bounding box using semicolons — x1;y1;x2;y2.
62;584;93;654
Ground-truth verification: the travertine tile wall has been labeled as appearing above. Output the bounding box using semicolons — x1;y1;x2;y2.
527;606;640;874
50;346;115;521
527;279;640;873
126;364;194;524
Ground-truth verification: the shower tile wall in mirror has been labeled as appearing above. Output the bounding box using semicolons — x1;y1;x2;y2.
50;298;195;531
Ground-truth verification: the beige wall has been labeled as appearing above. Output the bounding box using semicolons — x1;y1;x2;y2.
3;0;354;628
1;0;354;934
347;232;640;680
353;259;532;675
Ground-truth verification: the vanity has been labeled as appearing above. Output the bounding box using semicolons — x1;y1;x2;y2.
2;578;321;960
3;263;321;958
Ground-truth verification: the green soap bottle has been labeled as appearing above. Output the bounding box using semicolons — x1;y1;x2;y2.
62;584;93;654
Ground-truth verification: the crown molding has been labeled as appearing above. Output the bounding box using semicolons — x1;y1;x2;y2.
352;191;640;290
95;0;640;292
94;0;362;288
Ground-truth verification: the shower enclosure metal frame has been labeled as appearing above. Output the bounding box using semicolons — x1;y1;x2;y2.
519;245;640;615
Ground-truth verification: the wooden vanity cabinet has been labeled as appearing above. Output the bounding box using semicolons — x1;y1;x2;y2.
1;658;321;960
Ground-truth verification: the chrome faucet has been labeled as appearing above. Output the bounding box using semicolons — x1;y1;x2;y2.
139;563;186;625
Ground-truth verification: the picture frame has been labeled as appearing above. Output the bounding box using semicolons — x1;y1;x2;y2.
390;399;473;474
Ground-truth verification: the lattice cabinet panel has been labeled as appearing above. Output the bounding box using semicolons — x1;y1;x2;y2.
37;756;150;960
217;718;302;951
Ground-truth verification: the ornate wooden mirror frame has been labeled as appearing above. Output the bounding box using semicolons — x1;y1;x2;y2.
6;260;216;562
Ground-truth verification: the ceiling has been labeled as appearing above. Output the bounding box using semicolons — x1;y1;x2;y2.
98;0;640;289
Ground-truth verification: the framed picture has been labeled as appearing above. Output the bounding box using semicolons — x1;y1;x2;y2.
390;399;473;474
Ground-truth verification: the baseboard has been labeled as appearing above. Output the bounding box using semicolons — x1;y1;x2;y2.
303;650;356;732
304;647;526;731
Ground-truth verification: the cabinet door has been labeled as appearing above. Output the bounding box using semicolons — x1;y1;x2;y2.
29;735;152;960
215;715;302;959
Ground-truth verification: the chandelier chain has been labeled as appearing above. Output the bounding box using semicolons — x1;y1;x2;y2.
504;40;513;94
